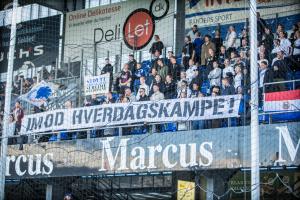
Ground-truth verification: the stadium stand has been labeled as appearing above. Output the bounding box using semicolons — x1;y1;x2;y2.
1;16;299;143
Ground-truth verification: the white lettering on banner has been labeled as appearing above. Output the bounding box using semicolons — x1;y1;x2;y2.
6;153;54;177
199;142;213;166
21;95;241;135
162;144;178;168
97;138;214;171
100;138;130;171
276;126;300;163
15;155;27;176
130;147;146;170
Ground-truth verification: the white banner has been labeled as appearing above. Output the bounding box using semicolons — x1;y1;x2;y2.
64;0;174;62
84;74;110;95
185;0;300;28
21;95;241;134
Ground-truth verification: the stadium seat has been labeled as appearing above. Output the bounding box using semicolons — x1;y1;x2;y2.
163;123;177;132
48;134;57;142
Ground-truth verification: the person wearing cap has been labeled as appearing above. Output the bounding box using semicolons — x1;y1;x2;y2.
149;35;164;56
101;58;113;90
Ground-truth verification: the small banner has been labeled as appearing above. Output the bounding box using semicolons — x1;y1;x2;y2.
19;81;57;107
84;74;110;96
264;90;300;112
177;180;195;200
21;95;241;134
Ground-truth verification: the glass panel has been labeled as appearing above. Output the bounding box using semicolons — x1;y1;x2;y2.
21;5;31;22
39;5;49;18
4;9;12;26
153;176;164;187
85;0;90;9
143;176;153;188
90;0;100;8
100;0;109;6
49;9;58;16
31;4;39;20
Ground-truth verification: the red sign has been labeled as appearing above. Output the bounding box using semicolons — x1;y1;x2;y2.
123;9;155;50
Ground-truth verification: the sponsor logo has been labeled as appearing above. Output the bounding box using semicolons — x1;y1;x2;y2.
123;9;155;50
6;153;54;177
150;0;169;20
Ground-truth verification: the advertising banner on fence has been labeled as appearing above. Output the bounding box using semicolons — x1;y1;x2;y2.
64;0;174;62
185;0;300;35
0;15;60;73
84;74;110;95
8;122;300;178
21;94;241;134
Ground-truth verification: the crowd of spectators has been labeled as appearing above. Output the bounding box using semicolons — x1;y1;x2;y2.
1;14;300;143
80;16;300;135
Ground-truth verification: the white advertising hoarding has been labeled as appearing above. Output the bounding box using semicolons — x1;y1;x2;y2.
64;0;174;62
185;0;300;29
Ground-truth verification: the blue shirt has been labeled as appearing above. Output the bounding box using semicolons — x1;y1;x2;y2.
193;38;204;55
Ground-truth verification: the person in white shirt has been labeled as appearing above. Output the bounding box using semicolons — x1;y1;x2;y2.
278;31;291;56
150;84;164;101
222;58;235;78
187;24;198;42
234;64;243;89
271;39;281;54
208;61;222;87
185;59;198;84
136;76;150;101
225;25;237;53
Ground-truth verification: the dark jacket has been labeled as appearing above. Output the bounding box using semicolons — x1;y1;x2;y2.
164;81;176;99
221;85;235;96
170;64;185;81
139;95;150;101
263;68;274;92
150;41;164;54
272;58;290;80
128;59;137;75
